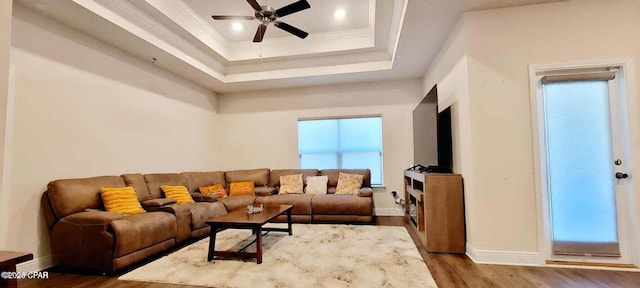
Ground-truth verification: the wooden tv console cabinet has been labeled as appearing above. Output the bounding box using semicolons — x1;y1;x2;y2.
404;170;465;253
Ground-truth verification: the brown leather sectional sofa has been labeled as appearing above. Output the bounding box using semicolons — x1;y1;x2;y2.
41;168;373;272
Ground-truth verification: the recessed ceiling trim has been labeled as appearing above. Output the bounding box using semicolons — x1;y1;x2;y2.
67;0;406;84
368;0;376;32
144;0;230;59
149;0;378;62
72;0;225;78
226;28;374;60
224;60;394;83
388;0;408;61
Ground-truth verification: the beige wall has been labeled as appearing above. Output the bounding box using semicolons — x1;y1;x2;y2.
422;19;479;250
425;0;640;260
217;79;421;210
8;6;219;268
0;0;13;249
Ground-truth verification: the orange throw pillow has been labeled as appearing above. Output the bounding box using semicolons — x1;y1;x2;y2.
200;184;226;198
230;182;255;196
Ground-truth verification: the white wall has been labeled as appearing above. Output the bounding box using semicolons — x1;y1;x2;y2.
466;0;640;254
7;6;219;269
422;18;478;252
217;79;421;212
424;0;640;264
0;0;13;250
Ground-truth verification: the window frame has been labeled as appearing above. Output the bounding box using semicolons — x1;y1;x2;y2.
528;59;639;266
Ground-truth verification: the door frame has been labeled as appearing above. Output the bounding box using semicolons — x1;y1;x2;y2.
528;59;640;268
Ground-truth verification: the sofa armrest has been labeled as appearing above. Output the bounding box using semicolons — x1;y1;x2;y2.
142;198;177;207
358;187;373;197
191;193;218;203
52;212;121;271
61;211;124;225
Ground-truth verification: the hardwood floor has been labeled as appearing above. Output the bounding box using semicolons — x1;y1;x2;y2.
19;217;640;288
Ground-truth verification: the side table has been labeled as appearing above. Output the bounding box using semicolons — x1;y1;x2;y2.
0;251;33;288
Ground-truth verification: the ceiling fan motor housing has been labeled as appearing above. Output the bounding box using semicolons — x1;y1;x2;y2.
256;6;278;23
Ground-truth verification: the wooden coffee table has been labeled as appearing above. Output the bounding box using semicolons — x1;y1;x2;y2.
206;205;293;264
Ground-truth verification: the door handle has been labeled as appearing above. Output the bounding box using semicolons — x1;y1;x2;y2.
615;172;629;179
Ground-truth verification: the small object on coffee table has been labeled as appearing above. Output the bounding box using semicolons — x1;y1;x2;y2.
207;205;293;264
246;204;264;214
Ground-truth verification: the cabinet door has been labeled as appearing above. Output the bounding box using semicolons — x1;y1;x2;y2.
424;174;465;253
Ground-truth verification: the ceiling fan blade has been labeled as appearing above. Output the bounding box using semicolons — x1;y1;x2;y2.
275;0;310;17
253;24;268;42
274;21;308;39
211;15;255;20
247;0;263;12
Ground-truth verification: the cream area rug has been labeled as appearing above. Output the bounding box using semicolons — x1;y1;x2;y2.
119;224;437;288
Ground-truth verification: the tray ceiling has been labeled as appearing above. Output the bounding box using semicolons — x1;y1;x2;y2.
15;0;562;93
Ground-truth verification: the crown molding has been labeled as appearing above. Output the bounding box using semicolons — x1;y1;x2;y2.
70;0;405;84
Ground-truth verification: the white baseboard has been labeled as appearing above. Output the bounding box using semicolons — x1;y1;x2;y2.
17;255;54;272
466;243;541;266
374;207;404;216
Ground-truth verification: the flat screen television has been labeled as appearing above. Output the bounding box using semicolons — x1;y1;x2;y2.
412;84;453;173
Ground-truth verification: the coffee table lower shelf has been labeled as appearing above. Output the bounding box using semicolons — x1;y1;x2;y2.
206;205;293;264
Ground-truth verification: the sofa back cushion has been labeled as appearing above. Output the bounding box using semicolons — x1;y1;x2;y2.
143;173;189;199
121;173;152;201
181;171;226;193
269;169;320;187
320;169;371;188
225;168;270;187
47;176;125;219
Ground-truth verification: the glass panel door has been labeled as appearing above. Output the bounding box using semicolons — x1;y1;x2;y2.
543;80;621;257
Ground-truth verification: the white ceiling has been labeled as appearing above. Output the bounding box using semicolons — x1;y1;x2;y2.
186;0;371;42
15;0;561;93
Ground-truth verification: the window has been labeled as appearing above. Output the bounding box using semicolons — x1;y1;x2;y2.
298;117;383;185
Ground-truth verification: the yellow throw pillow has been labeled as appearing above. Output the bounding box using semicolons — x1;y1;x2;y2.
100;187;146;215
230;182;255;196
160;185;195;204
200;184;226;198
335;172;364;195
279;174;303;194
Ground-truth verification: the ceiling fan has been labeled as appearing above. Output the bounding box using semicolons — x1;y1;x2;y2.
212;0;311;43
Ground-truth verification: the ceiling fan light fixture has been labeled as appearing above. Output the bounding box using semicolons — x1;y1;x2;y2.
232;22;244;32
212;0;310;43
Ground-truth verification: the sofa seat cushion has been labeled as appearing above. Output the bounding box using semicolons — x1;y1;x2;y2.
187;202;227;230
219;195;257;212
111;212;176;258
311;195;372;216
254;194;313;215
